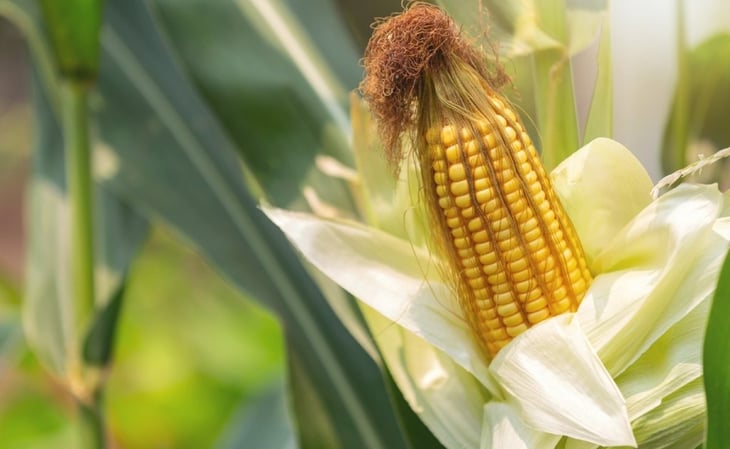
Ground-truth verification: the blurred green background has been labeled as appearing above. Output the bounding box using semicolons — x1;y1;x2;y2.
0;17;285;448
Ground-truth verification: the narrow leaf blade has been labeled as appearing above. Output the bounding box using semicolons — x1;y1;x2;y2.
704;249;730;449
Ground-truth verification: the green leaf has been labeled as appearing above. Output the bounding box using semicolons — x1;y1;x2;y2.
215;379;297;449
436;0;560;55
150;0;358;208
23;65;149;377
436;0;606;57
384;370;447;449
27;0;415;447
530;0;578;169
662;33;730;176
38;0;104;81
704;248;730;449
0;0;148;384
82;283;125;366
436;0;608;167
582;14;612;143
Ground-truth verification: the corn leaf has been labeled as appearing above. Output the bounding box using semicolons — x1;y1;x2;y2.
24;63;149;376
14;0;427;446
529;0;578;169
662;33;730;177
704;249;730;449
661;6;690;176
436;0;560;55
437;0;607;167
150;0;357;208
436;0;605;57
215;378;297;449
582;13;612;143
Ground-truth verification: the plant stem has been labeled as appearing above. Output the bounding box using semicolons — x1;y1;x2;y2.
61;80;104;448
663;0;689;174
79;391;106;449
62;80;95;332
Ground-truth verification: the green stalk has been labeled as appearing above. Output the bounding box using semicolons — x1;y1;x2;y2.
61;80;104;448
662;0;689;174
532;0;579;170
79;391;106;449
62;80;95;330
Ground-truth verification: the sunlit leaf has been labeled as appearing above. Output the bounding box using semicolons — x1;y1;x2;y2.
438;0;607;167
582;14;612;143
151;0;358;208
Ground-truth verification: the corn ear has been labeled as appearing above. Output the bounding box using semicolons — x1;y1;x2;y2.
423;94;592;356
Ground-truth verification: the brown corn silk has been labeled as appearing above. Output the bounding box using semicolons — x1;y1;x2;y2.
360;4;592;357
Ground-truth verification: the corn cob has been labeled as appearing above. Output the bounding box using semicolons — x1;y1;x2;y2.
423;94;592;356
360;3;593;357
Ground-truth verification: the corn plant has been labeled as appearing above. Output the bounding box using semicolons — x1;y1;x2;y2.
1;0;730;447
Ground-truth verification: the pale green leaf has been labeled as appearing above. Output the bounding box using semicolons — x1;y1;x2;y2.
489;314;634;447
563;439;598;449
615;299;706;419
481;402;561;449
578;184;730;376
437;0;559;55
350;95;417;241
630;379;705;448
437;0;605;57
264;208;497;391
551;138;653;265
565;9;603;56
582;14;613;143
362;306;484;449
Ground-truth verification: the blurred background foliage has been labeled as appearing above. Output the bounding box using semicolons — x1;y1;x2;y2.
0;226;285;448
1;0;730;448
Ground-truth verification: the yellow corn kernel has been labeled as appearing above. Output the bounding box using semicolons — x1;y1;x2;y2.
427;94;593;357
